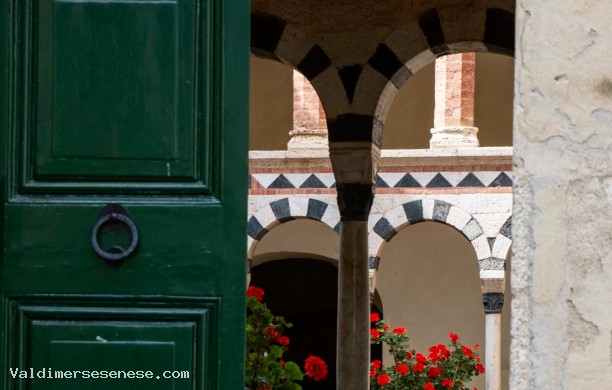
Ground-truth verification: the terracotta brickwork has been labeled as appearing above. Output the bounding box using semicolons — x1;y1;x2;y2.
434;53;476;128
288;71;328;151
431;53;479;148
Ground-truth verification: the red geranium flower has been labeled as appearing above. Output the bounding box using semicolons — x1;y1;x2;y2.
427;366;442;378
393;327;406;335
405;351;412;360
278;336;290;346
414;362;425;372
424;383;435;390
476;363;485;373
376;374;391;386
304;356;328;381
247;286;265;302
370;328;382;339
370;312;381;323
266;327;281;341
438;344;450;358
461;345;474;358
395;363;410;376
442;378;454;387
449;332;459;343
371;360;382;370
416;353;427;364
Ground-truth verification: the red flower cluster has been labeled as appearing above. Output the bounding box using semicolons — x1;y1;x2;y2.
247;286;265;302
393;327;406;335
304;355;328;381
370;328;382;339
371;312;381;322
395;363;410;376
266;326;290;346
428;344;451;363
369;318;485;390
246;286;327;390
461;344;474;358
376;373;391;386
427;366;442;378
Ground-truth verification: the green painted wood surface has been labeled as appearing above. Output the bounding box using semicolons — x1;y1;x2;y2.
0;0;249;388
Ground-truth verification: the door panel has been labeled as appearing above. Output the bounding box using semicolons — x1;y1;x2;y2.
37;0;192;178
1;0;249;388
19;0;218;194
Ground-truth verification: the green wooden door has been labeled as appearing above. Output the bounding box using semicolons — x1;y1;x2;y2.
0;1;248;389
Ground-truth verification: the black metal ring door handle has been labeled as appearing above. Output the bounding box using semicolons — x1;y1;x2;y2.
91;212;139;261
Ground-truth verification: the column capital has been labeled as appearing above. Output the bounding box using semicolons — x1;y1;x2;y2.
482;292;505;314
336;183;374;221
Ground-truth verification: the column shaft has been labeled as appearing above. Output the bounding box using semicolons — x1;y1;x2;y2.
430;52;479;148
485;313;502;390
337;220;370;389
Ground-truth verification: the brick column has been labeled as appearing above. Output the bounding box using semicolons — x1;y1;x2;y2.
430;53;479;148
287;71;328;151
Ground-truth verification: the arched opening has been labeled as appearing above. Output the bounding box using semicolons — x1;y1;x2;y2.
376;221;486;389
251;259;338;390
382;52;514;149
250;219;340;389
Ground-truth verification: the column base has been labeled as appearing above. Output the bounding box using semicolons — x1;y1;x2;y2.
287;128;328;152
429;126;479;149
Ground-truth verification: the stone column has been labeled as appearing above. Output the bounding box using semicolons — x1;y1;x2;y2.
287;71;328;152
330;141;380;390
336;183;374;390
482;292;504;390
430;53;479;148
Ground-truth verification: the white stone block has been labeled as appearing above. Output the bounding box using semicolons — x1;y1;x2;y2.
492;234;513;260
368;233;385;258
384;205;409;230
320;204;341;230
288;197;310;218
446;206;472;231
370;195;395;215
255;204;278;230
421;198;435;220
472;234;491;260
480;270;505;279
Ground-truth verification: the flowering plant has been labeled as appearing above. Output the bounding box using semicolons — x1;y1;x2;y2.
369;313;484;390
245;286;328;390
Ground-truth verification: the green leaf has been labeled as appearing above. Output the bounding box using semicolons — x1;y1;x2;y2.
282;361;304;381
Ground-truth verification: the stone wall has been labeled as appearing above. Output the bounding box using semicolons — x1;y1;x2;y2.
512;1;612;388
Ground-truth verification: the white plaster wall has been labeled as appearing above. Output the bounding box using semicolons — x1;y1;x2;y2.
513;1;612;388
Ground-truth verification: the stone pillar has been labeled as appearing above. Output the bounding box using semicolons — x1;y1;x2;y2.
287;71;328;152
430;53;479;148
336;183;374;390
482;292;504;390
330;141;379;390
